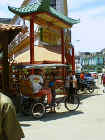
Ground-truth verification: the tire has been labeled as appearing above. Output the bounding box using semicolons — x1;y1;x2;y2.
65;95;80;111
31;103;45;119
88;86;94;93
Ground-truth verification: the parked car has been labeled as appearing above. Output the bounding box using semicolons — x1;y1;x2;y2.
85;72;96;87
90;72;98;79
98;73;103;77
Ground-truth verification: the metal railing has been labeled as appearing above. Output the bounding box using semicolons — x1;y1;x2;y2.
8;32;30;53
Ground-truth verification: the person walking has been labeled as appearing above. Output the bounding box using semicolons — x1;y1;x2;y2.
0;92;24;140
101;73;105;93
72;72;77;94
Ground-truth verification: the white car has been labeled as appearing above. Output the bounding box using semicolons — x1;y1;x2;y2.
90;72;98;79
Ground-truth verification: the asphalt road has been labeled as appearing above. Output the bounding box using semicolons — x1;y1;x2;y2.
18;78;105;140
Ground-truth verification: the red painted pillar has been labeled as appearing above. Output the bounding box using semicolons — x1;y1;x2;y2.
72;47;75;73
30;14;34;64
69;28;75;72
61;29;65;64
61;29;65;78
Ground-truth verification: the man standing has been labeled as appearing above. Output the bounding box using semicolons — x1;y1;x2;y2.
65;70;77;96
0;92;24;140
80;72;85;80
101;73;105;93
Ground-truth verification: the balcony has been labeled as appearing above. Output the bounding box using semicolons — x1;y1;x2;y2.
8;30;39;58
8;32;29;55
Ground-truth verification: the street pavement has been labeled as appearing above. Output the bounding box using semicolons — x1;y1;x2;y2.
18;78;105;140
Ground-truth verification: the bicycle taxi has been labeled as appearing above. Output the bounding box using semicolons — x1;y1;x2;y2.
13;63;80;119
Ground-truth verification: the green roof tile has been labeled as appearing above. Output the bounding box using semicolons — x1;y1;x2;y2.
8;0;80;26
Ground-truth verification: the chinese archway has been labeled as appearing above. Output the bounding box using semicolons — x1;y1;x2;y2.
8;0;79;73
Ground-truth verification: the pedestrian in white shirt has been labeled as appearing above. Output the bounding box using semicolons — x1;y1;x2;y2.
65;70;77;95
28;69;44;94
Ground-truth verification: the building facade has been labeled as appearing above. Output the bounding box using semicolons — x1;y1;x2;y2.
0;18;11;24
75;56;82;72
79;51;105;72
50;0;68;16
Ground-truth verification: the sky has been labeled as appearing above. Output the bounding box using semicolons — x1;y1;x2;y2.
68;0;105;54
0;0;105;54
0;0;23;18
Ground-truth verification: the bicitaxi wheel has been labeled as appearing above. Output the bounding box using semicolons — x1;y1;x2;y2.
65;95;80;111
31;103;45;119
88;86;94;93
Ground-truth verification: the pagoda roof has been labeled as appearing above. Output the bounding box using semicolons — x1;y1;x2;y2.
8;0;80;29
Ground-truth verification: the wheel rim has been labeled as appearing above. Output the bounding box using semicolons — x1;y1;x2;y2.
65;96;79;111
32;103;45;119
89;87;94;93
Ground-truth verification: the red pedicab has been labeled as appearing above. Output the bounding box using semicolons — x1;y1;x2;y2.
15;64;80;119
